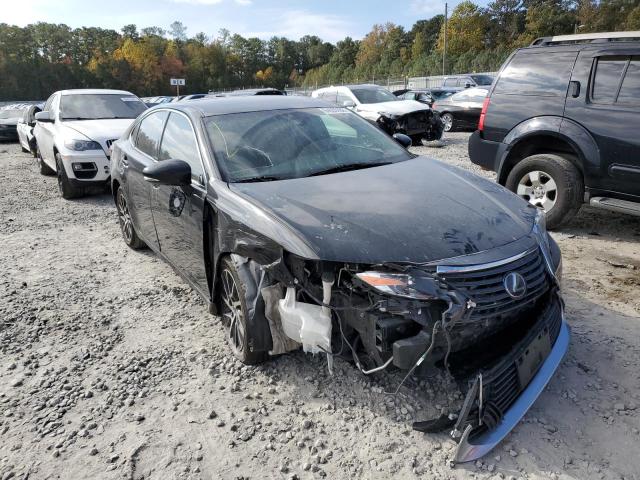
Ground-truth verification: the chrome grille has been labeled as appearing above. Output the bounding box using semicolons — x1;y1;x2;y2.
437;248;550;320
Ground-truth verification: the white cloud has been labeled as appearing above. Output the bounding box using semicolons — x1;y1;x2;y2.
411;0;446;16
244;10;356;42
2;0;43;26
170;0;223;4
234;0;252;5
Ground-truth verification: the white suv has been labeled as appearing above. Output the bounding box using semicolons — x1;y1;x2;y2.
34;89;147;199
312;84;443;144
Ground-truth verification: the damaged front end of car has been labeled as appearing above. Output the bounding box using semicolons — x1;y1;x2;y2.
232;209;567;464
375;108;444;143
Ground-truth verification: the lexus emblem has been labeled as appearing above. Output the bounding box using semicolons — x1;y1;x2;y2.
503;272;527;299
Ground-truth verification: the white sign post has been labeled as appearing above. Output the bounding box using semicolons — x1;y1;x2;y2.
170;78;186;97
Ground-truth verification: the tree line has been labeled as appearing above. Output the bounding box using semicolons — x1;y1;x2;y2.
1;0;638;100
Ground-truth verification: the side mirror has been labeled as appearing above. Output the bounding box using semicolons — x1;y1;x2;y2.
342;100;356;108
143;159;191;186
464;83;472;89
35;111;53;123
392;133;412;149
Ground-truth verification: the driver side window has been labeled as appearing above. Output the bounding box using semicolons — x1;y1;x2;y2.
159;113;204;183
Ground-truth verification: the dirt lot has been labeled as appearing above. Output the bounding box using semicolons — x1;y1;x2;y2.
1;133;639;480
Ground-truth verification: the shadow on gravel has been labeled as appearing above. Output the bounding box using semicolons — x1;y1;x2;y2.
554;206;640;243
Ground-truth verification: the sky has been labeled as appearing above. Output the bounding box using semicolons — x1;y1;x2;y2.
1;0;488;43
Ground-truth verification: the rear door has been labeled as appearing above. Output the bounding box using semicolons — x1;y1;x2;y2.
125;110;169;249
151;111;209;295
563;49;640;197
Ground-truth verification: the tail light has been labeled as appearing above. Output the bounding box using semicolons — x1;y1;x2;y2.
478;97;490;132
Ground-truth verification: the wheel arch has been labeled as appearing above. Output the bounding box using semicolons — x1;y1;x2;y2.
497;121;595;187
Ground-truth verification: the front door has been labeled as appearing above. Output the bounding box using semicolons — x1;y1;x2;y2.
124;110;169;249
151;111;209;297
563;49;640;198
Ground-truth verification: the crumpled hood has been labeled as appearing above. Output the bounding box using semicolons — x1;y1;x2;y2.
230;157;536;264
62;119;135;149
356;100;430;117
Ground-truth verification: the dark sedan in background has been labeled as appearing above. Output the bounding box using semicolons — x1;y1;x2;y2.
432;87;488;132
110;95;566;464
394;88;460;106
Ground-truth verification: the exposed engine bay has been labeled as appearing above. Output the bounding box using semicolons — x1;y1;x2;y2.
375;108;444;143
227;233;566;463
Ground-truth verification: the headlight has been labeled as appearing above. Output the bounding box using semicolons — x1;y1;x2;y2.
64;139;101;151
532;208;557;280
355;271;436;300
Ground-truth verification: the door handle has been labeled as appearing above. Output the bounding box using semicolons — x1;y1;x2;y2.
569;81;581;98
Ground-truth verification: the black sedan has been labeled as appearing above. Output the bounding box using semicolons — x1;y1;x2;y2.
394;88;460;106
110;96;567;463
432;87;488;132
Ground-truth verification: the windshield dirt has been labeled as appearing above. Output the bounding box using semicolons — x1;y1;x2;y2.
351;87;399;104
205;107;412;182
60;94;147;120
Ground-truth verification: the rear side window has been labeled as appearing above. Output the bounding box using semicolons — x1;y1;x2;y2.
494;52;577;96
618;57;640;104
135;111;168;159
319;91;337;103
591;57;627;103
443;78;457;87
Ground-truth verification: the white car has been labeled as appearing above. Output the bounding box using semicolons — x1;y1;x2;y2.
34;89;147;199
17;104;42;155
311;84;444;144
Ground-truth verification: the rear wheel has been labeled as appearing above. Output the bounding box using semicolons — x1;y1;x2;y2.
219;257;268;365
116;186;146;250
505;153;583;229
21;145;29;153
55;153;81;199
441;113;455;132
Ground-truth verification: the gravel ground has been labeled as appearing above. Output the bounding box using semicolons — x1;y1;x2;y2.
1;133;639;480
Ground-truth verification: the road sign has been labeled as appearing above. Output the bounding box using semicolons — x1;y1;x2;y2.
170;78;186;86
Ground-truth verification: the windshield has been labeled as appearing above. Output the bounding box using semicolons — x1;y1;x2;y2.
205;107;412;182
60;94;147;120
470;75;494;86
0;109;23;120
350;87;398;104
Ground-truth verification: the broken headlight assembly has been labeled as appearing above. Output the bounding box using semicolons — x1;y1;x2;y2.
355;271;438;300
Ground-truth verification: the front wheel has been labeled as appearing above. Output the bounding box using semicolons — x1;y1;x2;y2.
219;257;267;365
505;153;583;229
441;113;455;132
55;153;82;199
116;187;146;250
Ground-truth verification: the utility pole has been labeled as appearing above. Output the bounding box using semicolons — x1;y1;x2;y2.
443;2;448;76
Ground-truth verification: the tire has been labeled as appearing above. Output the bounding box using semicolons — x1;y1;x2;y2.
116;186;146;250
21;145;29;153
410;135;424;146
55;153;82;199
218;257;268;365
505;153;583;229
441;113;455;132
37;147;55;175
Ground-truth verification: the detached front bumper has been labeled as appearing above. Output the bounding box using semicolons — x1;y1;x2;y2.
453;307;570;463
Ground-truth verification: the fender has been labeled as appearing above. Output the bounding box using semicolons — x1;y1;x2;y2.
496;116;599;186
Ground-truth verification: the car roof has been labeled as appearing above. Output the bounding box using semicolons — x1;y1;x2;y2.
161;95;334;117
57;89;137;96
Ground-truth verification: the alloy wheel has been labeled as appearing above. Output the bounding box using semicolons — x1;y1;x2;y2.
516;170;558;212
442;113;453;132
221;269;246;355
116;189;134;244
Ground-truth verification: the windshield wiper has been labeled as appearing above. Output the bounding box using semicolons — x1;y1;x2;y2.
308;162;392;177
234;175;285;183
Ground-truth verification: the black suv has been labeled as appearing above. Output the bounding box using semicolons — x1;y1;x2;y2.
469;31;640;228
